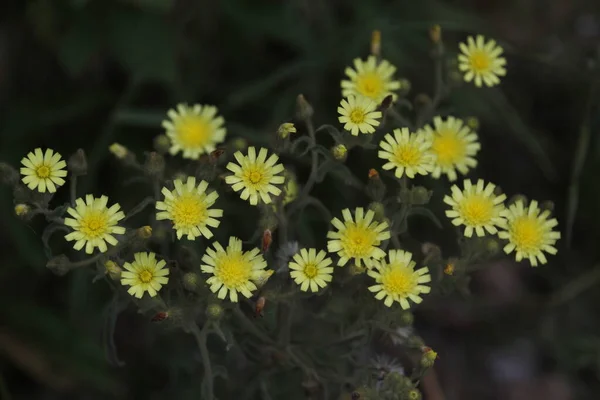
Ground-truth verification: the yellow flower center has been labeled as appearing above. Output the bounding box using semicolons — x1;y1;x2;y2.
381;265;417;297
393;144;422;167
511;216;543;252
303;263;318;279
459;195;494;226
341;224;378;258
172;194;207;228
216;253;251;288
349;108;367;124
139;269;153;283
248;171;263;184
469;51;491;73
356;73;384;100
432;131;465;167
36;165;51;178
80;212;109;238
177;116;211;148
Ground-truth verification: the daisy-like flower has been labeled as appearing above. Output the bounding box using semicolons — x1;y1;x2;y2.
444;179;507;237
497;200;560;266
64;195;126;254
162;103;226;159
368;250;431;309
458;35;507;87
120;252;169;298
378;128;435;179
20;148;67;193
327;207;390;268
156;176;223;240
201;237;268;302
338;96;382;136
341;56;402;103
225;146;285;205
419;116;480;181
289;248;334;292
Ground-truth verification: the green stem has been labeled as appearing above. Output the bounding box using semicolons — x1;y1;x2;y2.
190;323;214;400
416;42;445;128
122;197;156;222
287;118;319;217
69;175;77;206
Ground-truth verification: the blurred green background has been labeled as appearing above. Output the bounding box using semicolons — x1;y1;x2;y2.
1;0;600;399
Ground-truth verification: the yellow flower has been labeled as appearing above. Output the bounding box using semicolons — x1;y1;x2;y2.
162;103;226;159
341;56;402;103
156;176;223;240
64;195;126;254
368;250;431;309
378;128;434;178
120;252;169;298
327;208;390;268
289;248;334;292
20;148;67;193
458;35;506;87
109;143;129;159
418;116;480;181
497;200;560;266
277;123;297;139
225;147;285;205
201;237;268;302
444;179;507;237
338;96;382;136
252;269;274;289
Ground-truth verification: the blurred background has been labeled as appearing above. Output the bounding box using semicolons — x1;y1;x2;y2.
1;0;600;399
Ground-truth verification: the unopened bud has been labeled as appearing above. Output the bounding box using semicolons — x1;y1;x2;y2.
368;202;386;221
368;169;380;180
68;149;87;176
109;143;129;159
182;272;201;291
153;134;171;154
541;200;555;213
485;237;500;255
137;225;152;239
509;194;528;206
0;162;19;186
407;335;425;349
371;30;381;57
411;186;431;205
466;116;479;130
444;259;456;275
144;152;165;178
282;169;298;205
429;24;442;44
493;186;504;197
367;171;386;201
331;144;348;161
421;242;442;263
398;79;411;94
399;310;414;327
408;389;422;400
277;123;297;139
14;203;30;217
420;347;438;368
349;262;367;276
104;260;122;280
47;254;71;276
231;138;247;151
296;94;314;120
206;303;224;320
151;311;169;322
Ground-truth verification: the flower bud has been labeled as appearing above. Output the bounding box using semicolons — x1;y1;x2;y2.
252;270;274;289
485;237;500;256
398;310;414;327
541;200;555;213
0;162;19;186
183;272;201;291
407;335;425;349
349;262;366;276
231;138;247;151
331;144;348;162
14;203;30;217
508;194;528;206
493;186;504;197
109;143;130;159
136;225;152;239
296;94;314;120
367;170;386;201
422;242;442;263
104;260;122;280
444;259;456;275
420;347;438;368
398;79;411;95
68;149;88;176
408;388;422;400
144;152;165;178
153;134;171;154
47;254;71;276
466;116;479;130
277;123;297;139
429;24;441;44
411;186;431;205
206;303;224;320
368;202;386;221
371;30;381;57
282;169;298;205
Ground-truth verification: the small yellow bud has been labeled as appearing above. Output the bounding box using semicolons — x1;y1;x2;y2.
109;143;129;159
104;260;122;280
137;225;152;239
485;237;501;255
420;347;438;368
14;203;30;217
371;30;381;56
408;388;422;400
182;272;200;291
331;144;348;161
277;123;297;139
399;310;414;326
429;24;442;43
231;137;248;151
368;202;385;221
206;303;224;320
466;116;479;130
153;134;171;154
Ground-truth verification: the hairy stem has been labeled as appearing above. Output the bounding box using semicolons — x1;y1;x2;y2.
190;323;214;400
69;176;77;206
